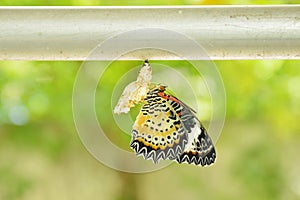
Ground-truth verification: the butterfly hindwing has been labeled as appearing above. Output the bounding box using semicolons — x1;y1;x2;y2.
176;101;216;166
176;124;216;166
158;91;216;166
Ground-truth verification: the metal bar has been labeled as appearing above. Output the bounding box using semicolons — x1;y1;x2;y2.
0;6;299;60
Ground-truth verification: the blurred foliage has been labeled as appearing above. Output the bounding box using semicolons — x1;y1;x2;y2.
1;1;300;200
1;60;300;200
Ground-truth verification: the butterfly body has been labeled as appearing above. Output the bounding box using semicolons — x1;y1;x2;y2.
130;85;216;166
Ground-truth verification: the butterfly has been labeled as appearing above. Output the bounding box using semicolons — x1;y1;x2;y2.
130;84;216;166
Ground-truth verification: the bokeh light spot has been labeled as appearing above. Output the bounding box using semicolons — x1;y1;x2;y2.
9;105;30;126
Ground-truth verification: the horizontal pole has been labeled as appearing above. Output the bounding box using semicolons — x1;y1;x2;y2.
0;6;300;60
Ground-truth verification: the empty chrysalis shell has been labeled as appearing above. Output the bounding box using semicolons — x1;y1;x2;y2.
114;60;152;114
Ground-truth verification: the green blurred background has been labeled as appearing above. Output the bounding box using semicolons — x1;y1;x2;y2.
1;1;300;200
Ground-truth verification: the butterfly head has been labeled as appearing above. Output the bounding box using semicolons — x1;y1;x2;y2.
148;84;167;93
148;84;167;95
158;84;167;92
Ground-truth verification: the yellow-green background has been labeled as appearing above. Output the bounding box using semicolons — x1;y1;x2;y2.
1;1;300;200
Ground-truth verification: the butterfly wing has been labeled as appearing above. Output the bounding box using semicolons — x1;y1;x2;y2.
130;85;216;166
176;122;216;166
175;98;216;166
130;93;188;163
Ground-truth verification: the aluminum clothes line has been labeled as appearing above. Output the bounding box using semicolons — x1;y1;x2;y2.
0;6;300;60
